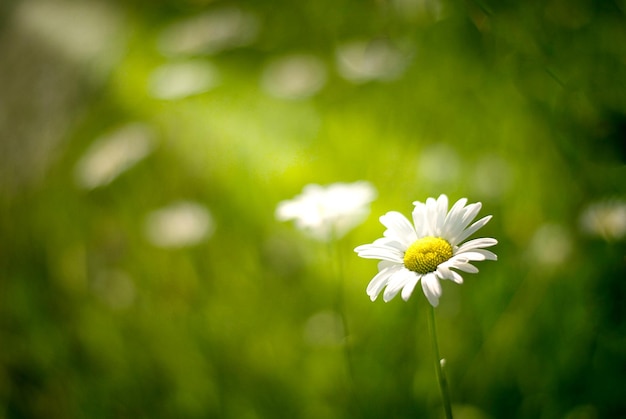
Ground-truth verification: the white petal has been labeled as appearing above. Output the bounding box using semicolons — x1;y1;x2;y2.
451;214;492;245
455;249;497;261
455;251;487;261
436;264;452;278
470;248;498;261
401;274;420;301
371;237;406;252
448;261;479;273
473;249;498;260
441;199;472;241
354;243;404;263
367;263;403;300
378;260;397;270
437;265;464;284
424;197;439;236
447;254;469;265
449;201;479;228
452;203;482;236
446;198;468;225
411;201;428;237
434;194;449;235
421;272;442;307
461;202;482;225
383;268;414;302
380;211;417;246
456;237;498;253
450;271;464;284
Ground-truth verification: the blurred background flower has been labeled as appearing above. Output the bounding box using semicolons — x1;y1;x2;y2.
276;181;377;241
261;53;327;100
579;198;626;241
335;38;410;83
144;201;215;248
1;0;625;418
74;123;156;189
157;7;259;57
148;60;221;100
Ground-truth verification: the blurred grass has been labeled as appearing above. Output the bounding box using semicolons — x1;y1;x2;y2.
1;0;626;418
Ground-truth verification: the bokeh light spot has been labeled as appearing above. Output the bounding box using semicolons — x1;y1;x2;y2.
148;60;220;100
145;201;214;248
261;53;327;100
336;39;410;83
157;8;259;57
75;123;155;189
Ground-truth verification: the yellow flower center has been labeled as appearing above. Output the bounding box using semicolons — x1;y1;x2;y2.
403;236;453;274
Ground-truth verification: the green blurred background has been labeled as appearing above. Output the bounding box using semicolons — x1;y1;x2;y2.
1;0;625;417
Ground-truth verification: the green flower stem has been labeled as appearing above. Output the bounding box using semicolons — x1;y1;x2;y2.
326;233;358;407
328;236;354;381
428;305;454;419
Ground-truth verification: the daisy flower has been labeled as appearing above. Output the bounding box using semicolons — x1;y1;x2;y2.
354;194;497;307
276;181;377;241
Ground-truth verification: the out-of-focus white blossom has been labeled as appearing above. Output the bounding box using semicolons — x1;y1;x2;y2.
579;199;626;241
261;53;327;100
75;123;155;189
148;60;219;100
14;0;125;79
145;201;214;248
157;7;259;56
276;181;377;241
528;224;572;267
336;39;409;83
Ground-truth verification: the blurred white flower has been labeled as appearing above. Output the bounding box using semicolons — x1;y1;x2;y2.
355;194;497;306
15;0;125;79
276;181;377;241
75;123;155;189
148;60;220;100
145;201;214;248
336;39;409;83
579;199;626;241
261;53;327;100
528;224;572;267
157;7;259;56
